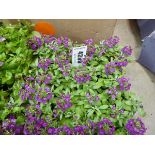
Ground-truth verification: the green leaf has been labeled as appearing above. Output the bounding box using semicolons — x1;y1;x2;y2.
13;107;21;113
16;116;25;125
125;101;132;106
54;85;63;93
78;101;85;105
84;105;91;109
124;105;132;111
0;109;10;120
99;105;108;110
2;71;13;84
87;109;94;118
93;81;103;89
138;108;146;117
115;100;122;108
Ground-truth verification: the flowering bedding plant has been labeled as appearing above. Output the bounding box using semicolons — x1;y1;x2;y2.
0;22;146;135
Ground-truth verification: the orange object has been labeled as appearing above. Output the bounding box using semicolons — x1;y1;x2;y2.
34;22;56;35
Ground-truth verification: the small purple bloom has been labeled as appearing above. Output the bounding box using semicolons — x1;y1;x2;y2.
117;76;131;91
104;36;119;48
84;38;93;45
97;118;115;135
125;118;147;135
107;87;118;100
121;46;132;56
28;36;42;50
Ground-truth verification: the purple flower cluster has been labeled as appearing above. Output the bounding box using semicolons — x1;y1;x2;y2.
19;84;35;101
86;93;100;104
57;94;72;112
48;118;115;135
42;34;56;44
55;57;70;77
35;87;53;104
2;116;48;135
97;118;115;135
81;57;90;66
104;36;120;48
105;62;116;75
2;115;23;135
28;36;42;50
105;61;128;75
36;74;52;85
84;38;93;45
121;46;132;56
87;47;96;59
48;45;58;51
38;58;52;70
23;114;48;135
57;36;69;48
48;125;88;135
74;73;91;84
125;118;147;135
117;76;131;91
115;61;128;67
19;74;53;104
107;87;118;100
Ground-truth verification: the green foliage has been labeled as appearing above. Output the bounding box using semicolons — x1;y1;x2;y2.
0;21;34;85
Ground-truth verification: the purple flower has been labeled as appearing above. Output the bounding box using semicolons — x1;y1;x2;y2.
63;71;69;76
36;104;40;109
46;93;53;100
115;61;128;67
104;36;119;48
74;73;91;84
62;126;73;135
105;61;128;76
86;93;90;97
57;101;65;111
64;103;72;109
125;118;147;135
121;46;132;56
84;39;93;45
74;126;85;135
48;127;61;135
57;36;69;48
81;57;89;66
97;118;115;135
88;47;96;58
38;58;52;70
62;94;71;103
43;35;56;44
107;87;118;100
96;96;100;101
28;36;42;50
112;104;116;110
119;109;124;113
105;62;116;75
117;77;131;91
57;37;63;45
44;75;52;84
27;77;35;81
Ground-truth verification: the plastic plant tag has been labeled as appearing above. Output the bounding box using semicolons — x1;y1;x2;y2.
72;46;87;66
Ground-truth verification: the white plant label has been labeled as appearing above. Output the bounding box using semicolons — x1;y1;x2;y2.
72;46;87;66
